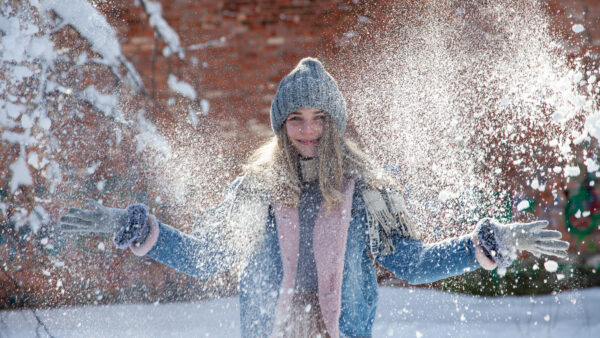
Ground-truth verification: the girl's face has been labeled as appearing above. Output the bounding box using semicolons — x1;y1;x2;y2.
285;107;325;158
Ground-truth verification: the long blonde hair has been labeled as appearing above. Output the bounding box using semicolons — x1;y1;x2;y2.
243;115;394;208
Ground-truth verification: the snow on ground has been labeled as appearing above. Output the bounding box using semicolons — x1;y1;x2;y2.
2;287;598;337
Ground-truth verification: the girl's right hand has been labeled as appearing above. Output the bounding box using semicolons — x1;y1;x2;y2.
60;199;128;234
60;201;150;249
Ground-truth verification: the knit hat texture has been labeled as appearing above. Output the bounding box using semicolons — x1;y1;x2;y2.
270;57;346;135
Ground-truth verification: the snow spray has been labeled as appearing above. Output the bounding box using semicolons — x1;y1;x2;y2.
335;0;599;242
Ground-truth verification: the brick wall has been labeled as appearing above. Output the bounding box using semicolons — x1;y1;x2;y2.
549;0;600;57
102;0;359;123
1;0;599;309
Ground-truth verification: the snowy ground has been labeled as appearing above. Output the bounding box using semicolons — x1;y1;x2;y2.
1;287;599;338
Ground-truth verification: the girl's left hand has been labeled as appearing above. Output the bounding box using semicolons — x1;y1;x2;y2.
476;218;570;267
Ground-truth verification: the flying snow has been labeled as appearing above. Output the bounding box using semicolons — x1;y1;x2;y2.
516;200;530;212
168;74;197;100
9;155;33;193
544;260;559;273
340;0;599;241
572;24;585;33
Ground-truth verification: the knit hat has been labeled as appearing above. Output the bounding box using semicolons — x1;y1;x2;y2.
270;57;346;135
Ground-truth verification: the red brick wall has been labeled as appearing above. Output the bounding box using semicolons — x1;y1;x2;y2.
1;0;599;309
549;0;600;57
101;0;600;141
1;0;372;309
101;0;360;123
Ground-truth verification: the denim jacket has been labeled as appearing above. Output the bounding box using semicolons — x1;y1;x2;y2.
143;178;482;337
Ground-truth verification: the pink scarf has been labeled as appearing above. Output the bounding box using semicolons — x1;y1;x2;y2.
271;179;355;338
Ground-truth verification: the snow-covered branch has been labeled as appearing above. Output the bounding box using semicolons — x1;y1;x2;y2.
0;0;169;235
139;0;185;59
41;0;145;91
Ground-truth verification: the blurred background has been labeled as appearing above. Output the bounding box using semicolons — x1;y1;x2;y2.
1;0;599;309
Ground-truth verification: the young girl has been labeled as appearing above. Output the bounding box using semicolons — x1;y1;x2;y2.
61;57;569;338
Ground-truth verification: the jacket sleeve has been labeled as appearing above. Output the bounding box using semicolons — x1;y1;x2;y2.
136;177;244;280
376;233;481;285
144;221;236;280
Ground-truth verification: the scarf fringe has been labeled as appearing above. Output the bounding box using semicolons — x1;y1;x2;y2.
361;189;419;258
388;192;420;239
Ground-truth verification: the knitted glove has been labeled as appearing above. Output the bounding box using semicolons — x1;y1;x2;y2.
475;218;569;268
113;204;151;249
60;200;151;250
60;199;128;234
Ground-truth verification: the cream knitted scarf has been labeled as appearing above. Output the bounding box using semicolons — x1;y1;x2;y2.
224;159;419;261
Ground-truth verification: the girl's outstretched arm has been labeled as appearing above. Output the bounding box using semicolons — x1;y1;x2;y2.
60;177;246;280
127;177;248;279
376;218;569;285
376;233;485;285
133;217;236;280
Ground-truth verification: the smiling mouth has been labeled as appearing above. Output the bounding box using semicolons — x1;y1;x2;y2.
297;139;319;146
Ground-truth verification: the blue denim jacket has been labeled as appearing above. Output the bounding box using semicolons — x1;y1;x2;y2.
145;179;481;337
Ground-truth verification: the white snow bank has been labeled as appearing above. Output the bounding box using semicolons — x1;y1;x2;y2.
1;287;598;337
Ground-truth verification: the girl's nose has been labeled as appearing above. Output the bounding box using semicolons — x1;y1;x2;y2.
300;122;314;133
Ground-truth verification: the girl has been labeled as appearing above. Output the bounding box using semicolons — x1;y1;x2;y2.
61;57;569;338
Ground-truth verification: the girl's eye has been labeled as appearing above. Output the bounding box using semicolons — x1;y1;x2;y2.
287;116;300;121
316;115;326;120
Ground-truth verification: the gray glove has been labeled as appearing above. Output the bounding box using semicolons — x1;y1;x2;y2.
60;199;128;233
60;200;150;250
476;218;569;268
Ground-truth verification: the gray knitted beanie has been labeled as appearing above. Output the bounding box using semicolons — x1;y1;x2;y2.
270;57;346;135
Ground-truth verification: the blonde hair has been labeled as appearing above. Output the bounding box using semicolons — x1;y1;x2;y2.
243;115;394;208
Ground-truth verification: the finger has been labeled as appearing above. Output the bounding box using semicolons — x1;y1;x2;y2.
60;224;94;232
533;246;568;259
521;220;549;231
534;230;562;240
528;249;542;258
68;207;94;218
60;215;93;227
535;239;570;250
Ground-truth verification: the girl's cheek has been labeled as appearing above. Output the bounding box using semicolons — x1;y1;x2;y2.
286;123;299;136
314;123;324;136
